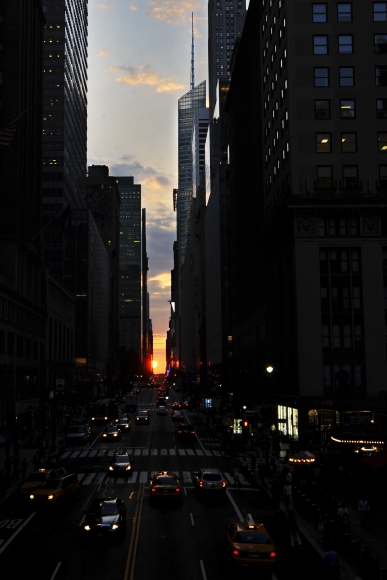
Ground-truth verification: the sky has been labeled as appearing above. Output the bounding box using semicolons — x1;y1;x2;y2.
87;0;210;371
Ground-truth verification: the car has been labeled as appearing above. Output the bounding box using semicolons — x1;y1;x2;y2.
116;417;132;432
20;467;66;498
194;468;227;494
28;472;80;506
149;471;182;503
113;412;130;424
102;424;122;440
171;402;182;411
156;397;167;406
108;452;133;474
172;410;185;422
81;497;127;540
182;400;189;409
65;424;91;444
226;514;276;568
176;423;196;443
157;405;168;415
135;410;150;424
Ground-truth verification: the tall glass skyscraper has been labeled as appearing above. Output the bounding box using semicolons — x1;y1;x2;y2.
177;80;206;266
116;177;142;353
42;0;88;212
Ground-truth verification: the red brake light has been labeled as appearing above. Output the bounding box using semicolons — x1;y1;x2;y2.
269;551;276;558
222;481;227;488
175;488;180;492
151;488;156;493
233;550;240;556
199;481;203;487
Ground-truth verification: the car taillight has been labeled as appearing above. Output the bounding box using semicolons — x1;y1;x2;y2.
269;551;276;558
190;431;194;434
151;488;156;493
175;488;180;492
199;481;203;487
178;430;182;434
222;481;227;488
233;550;240;556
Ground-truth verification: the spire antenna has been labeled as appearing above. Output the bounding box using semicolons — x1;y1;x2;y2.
191;12;194;90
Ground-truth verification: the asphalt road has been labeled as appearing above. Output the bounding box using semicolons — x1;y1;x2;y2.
0;388;330;580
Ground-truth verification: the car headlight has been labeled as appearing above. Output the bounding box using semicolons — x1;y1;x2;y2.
84;525;91;531
29;494;35;499
109;466;114;471
126;465;131;470
48;495;54;500
112;524;119;530
103;434;107;437
113;433;117;437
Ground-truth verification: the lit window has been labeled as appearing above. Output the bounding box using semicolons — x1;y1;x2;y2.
316;133;331;153
337;3;352;22
313;3;327;22
340;99;356;118
341;133;357;153
378;132;387;152
338;35;353;54
374;2;387;21
314;35;328;54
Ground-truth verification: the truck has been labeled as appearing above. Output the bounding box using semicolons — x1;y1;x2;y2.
90;402;110;423
125;393;137;412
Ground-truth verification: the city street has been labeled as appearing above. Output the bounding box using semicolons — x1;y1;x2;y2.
0;388;334;580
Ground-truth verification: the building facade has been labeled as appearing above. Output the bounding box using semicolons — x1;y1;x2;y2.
226;0;387;441
116;177;142;354
0;0;46;431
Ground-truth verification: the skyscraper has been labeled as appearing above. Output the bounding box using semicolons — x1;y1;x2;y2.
177;80;206;267
41;0;88;212
208;0;247;118
116;177;142;354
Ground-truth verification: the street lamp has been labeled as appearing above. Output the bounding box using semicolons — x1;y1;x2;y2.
266;365;274;374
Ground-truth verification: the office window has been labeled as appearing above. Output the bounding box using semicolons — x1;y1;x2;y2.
316;133;331;153
341;133;357;152
343;165;358;187
314;35;328;54
315;99;331;119
339;67;354;86
377;99;387;119
379;165;387;187
375;34;387;53
313;3;327;22
338;35;353;54
378;132;387;152
340;99;356;118
376;66;387;86
314;67;329;86
317;165;333;188
337;3;352;21
374;2;387;21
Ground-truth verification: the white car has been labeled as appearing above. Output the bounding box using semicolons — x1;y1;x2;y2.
194;468;227;494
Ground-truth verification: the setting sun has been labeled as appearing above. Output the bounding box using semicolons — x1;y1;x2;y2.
152;360;158;369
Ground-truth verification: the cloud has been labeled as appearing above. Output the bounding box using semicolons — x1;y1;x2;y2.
98;49;110;58
147;0;204;25
128;3;138;10
107;64;185;93
94;2;117;13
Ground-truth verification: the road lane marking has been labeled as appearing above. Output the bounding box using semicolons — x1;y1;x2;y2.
226;489;244;522
200;560;207;580
49;562;61;580
190;513;195;526
123;483;144;580
0;512;36;555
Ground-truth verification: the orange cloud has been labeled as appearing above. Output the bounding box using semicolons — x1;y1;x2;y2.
108;64;185;93
147;0;204;25
95;3;116;13
98;49;110;58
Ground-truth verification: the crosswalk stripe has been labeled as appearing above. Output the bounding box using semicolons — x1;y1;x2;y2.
161;449;167;455
95;473;105;485
196;450;204;456
130;472;138;483
170;449;176;455
212;451;222;457
70;450;82;458
63;447;224;458
107;450;115;456
142;449;149;456
224;472;234;484
178;449;186;456
134;449;141;456
186;449;195;456
139;471;148;483
78;473;85;481
204;450;212;456
98;450;106;457
88;450;98;457
151;449;157;456
79;450;89;458
183;471;192;483
60;451;72;459
83;473;97;485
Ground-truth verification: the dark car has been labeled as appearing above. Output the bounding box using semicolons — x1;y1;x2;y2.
156;397;167;406
116;417;131;432
81;497;127;540
172;410;185;422
176;423;196;443
135;410;150;424
102;424;122;441
108;452;133;474
171;402;182;411
149;471;182;504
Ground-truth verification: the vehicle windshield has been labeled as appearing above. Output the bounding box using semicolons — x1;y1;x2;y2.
114;455;129;462
117;419;128;424
154;477;177;486
137;412;147;416
203;474;222;481
67;427;85;433
235;532;271;544
107;426;117;432
90;501;120;516
26;472;47;482
40;479;62;490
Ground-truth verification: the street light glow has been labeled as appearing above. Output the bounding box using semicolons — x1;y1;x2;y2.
266;365;274;374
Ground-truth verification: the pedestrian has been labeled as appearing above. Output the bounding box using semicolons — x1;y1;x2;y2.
283;481;293;509
337;501;349;536
358;495;370;529
21;457;27;482
285;469;292;484
289;511;302;550
323;545;340;579
317;515;326;546
233;464;241;488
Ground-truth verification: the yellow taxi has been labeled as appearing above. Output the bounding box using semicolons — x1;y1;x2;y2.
226;514;276;568
28;472;80;507
19;467;64;498
149;471;182;504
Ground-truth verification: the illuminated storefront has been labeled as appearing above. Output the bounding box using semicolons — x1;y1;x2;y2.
278;405;299;440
